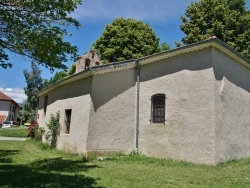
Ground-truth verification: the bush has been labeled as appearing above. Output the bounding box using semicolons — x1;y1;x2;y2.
45;112;60;148
27;121;38;138
27;121;45;141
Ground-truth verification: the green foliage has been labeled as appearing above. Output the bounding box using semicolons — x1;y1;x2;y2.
42;70;68;88
2;140;250;187
20;62;43;123
159;42;172;52
0;127;28;137
68;62;76;75
93;18;161;63
0;0;81;70
34;127;45;141
42;62;76;88
180;0;250;59
45;112;60;148
27;121;44;141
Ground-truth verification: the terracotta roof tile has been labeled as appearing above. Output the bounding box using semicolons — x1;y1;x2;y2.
0;91;12;101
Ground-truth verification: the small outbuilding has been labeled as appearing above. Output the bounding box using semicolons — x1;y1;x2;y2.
37;38;250;165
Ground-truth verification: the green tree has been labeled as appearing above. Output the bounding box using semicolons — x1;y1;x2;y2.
42;62;76;88
0;0;81;70
42;71;68;89
93;18;160;63
68;62;76;75
159;42;172;52
20;62;43;123
180;0;250;59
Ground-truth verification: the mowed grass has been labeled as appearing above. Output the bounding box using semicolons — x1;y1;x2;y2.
1;140;250;188
0;127;28;137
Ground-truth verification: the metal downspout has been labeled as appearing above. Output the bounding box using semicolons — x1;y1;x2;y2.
135;60;140;153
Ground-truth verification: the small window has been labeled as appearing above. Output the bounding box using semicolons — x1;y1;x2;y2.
44;96;48;115
151;94;165;123
65;109;72;134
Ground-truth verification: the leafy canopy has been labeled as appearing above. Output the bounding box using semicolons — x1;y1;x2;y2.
0;0;81;70
93;18;161;63
180;0;250;59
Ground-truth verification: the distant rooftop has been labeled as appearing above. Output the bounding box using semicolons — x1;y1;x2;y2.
0;91;20;107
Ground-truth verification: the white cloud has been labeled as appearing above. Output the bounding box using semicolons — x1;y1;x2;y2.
0;87;27;104
72;0;195;23
5;88;13;91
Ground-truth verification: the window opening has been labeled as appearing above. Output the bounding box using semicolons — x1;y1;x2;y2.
44;96;48;115
65;109;72;134
151;94;165;123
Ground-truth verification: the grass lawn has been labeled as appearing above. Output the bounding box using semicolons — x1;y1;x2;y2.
1;140;250;187
0;127;28;137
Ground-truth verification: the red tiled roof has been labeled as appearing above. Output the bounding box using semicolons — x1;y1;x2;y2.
0;91;19;107
0;91;12;101
0;115;6;124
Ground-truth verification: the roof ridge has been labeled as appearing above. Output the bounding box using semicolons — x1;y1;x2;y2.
0;91;12;101
0;91;20;107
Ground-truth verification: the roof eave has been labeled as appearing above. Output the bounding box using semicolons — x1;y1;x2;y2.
138;38;250;70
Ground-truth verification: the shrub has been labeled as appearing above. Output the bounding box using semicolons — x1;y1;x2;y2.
45;112;60;148
27;121;45;141
27;121;39;138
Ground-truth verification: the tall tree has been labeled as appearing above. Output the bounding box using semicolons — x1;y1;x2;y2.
180;0;250;59
0;0;81;70
93;18;161;63
20;62;43;123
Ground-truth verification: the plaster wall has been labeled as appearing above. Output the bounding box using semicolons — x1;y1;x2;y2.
212;49;250;163
0;101;10;114
139;48;216;165
38;78;91;154
87;68;136;154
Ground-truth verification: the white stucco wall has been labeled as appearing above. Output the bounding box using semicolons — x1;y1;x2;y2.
139;48;216;165
38;78;92;154
36;42;250;165
87;68;136;154
213;48;250;163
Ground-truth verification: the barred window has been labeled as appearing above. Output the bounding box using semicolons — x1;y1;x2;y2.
65;109;72;134
151;94;165;123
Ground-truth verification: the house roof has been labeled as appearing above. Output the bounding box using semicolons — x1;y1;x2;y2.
37;38;250;97
0;91;20;107
0;115;7;124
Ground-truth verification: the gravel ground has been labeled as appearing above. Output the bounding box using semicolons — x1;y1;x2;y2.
0;137;27;141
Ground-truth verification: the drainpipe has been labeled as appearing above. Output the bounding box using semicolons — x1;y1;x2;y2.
135;60;140;153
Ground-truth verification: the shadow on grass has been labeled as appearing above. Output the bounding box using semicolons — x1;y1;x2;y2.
0;149;20;163
0;150;104;188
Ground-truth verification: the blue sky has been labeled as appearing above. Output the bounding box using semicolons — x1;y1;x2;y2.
0;0;249;103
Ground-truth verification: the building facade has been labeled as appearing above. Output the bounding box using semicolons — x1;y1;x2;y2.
37;38;250;165
0;91;21;125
